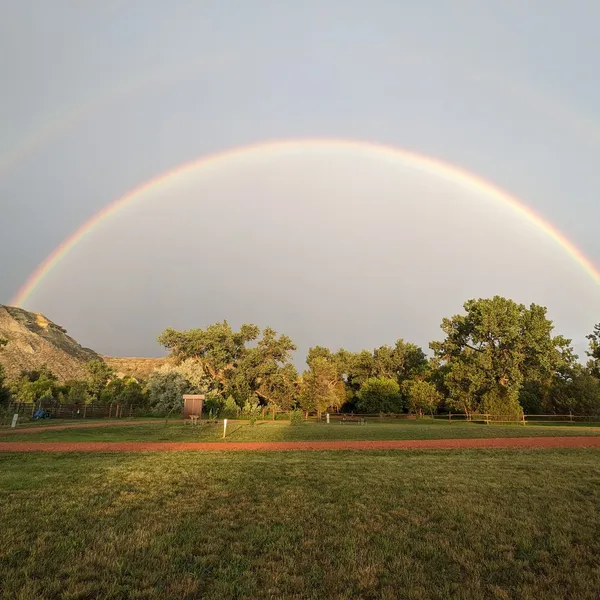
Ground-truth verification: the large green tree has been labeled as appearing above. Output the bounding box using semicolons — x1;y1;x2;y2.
587;323;600;378
403;380;442;416
299;357;345;417
430;296;574;419
0;364;11;406
86;360;115;402
158;322;297;408
306;340;427;409
356;377;402;413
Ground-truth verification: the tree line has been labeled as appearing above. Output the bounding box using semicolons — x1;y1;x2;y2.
1;296;599;419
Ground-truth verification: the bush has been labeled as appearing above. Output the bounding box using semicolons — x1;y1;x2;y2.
241;399;261;426
222;396;240;419
289;409;304;426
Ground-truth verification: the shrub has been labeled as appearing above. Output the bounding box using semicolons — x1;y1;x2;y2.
222;396;240;419
289;409;304;426
241;399;261;426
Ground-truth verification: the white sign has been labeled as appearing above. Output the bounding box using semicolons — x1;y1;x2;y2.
11;414;19;428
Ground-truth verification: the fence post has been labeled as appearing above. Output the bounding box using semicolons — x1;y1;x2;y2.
522;413;526;426
485;413;490;425
569;411;573;424
449;412;452;423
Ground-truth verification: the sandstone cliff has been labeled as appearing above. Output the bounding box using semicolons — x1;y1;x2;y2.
0;305;100;381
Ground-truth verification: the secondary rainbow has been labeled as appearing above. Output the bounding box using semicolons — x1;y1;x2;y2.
11;138;600;306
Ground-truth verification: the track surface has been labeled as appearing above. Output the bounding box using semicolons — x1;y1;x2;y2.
1;437;600;452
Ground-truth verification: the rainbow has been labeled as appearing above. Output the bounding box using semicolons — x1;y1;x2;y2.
11;138;600;306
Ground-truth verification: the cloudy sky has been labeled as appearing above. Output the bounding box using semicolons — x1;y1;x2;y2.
1;1;599;364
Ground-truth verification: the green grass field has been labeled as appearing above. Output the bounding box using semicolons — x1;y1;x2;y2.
1;449;599;599
3;418;600;442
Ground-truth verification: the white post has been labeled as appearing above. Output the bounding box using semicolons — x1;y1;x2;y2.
326;413;330;424
11;414;19;428
223;418;228;439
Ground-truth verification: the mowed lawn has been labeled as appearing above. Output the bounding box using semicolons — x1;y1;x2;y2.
1;450;599;599
3;418;600;442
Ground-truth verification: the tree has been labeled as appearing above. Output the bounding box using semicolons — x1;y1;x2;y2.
157;321;260;387
147;367;190;422
587;323;600;378
86;360;115;401
356;377;402;414
403;380;442;416
299;357;345;418
234;328;298;409
312;341;427;408
64;380;91;405
0;364;11;406
11;369;58;404
430;297;573;420
158;323;298;409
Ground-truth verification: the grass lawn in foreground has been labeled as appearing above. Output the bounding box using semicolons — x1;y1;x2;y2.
1;449;599;599
3;418;600;442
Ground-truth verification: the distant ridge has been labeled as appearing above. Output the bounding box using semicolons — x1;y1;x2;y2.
0;305;100;381
102;356;171;379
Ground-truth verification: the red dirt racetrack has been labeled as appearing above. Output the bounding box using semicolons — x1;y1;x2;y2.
1;436;600;452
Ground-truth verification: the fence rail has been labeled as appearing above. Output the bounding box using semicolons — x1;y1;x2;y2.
2;401;143;425
2;403;600;427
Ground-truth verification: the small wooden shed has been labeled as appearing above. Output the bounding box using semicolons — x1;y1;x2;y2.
183;394;205;419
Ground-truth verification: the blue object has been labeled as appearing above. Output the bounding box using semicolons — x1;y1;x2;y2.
33;409;50;420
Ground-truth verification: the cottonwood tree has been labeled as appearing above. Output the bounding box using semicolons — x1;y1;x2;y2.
158;321;260;388
299;357;345;418
147;366;190;422
430;296;574;419
403;380;442;416
587;323;600;378
86;360;115;402
158;322;297;408
356;377;402;413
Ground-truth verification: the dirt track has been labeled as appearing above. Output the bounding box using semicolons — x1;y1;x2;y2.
1;436;600;452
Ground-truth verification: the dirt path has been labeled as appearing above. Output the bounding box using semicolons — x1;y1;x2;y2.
1;436;600;452
0;420;161;435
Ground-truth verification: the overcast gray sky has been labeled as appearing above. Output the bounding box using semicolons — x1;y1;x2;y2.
1;1;599;363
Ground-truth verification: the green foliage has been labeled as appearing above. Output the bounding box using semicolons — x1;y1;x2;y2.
431;296;572;418
0;364;12;406
158;323;297;410
147;368;189;416
300;357;345;416
307;340;428;409
222;395;240;419
86;360;115;402
100;377;147;406
11;367;59;404
403;380;442;416
289;409;304;425
587;323;600;377
356;377;402;413
65;380;91;405
241;398;261;425
0;337;8;350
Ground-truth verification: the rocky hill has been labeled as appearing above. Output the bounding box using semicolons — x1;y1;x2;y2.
0;305;100;381
102;356;171;380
